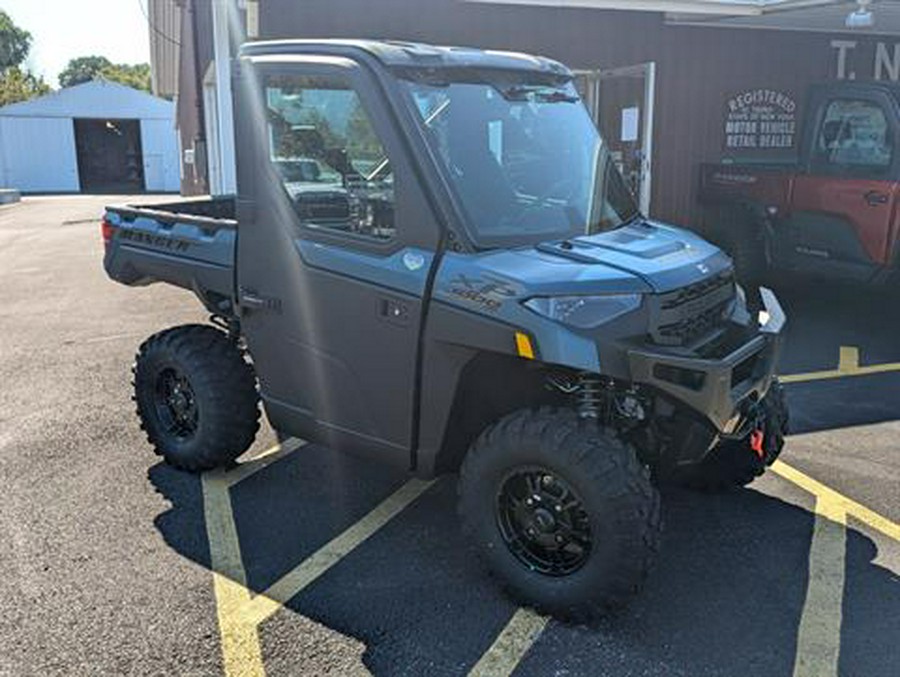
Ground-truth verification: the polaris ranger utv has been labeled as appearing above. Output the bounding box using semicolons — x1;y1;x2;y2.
102;40;788;619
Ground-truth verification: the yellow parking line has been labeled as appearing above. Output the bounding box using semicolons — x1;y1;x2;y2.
469;608;548;677
792;495;847;677
217;438;306;489
239;479;434;626
203;438;434;677
772;461;900;543
772;461;900;677
781;346;900;384
202;471;263;677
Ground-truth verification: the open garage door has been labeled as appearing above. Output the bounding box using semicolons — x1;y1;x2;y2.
74;118;145;194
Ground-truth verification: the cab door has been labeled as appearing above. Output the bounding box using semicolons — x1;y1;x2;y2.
787;90;900;277
233;55;441;466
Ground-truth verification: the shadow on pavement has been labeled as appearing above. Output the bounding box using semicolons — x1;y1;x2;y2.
148;444;900;676
784;375;900;436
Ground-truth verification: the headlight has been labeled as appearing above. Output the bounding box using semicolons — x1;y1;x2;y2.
523;294;642;328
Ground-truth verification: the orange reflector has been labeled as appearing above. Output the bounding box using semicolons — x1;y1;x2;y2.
515;332;535;360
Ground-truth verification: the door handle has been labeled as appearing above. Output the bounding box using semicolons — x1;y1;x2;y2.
239;288;282;313
379;298;411;326
864;190;889;206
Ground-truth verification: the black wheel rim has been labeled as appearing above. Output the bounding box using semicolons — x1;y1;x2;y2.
153;367;199;440
495;467;592;576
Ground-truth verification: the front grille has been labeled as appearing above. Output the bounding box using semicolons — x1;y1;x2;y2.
649;270;735;347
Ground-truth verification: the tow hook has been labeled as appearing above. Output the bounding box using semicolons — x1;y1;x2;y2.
750;429;766;460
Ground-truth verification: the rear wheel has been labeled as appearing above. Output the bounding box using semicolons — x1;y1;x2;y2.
458;408;661;620
677;380;789;491
133;324;260;472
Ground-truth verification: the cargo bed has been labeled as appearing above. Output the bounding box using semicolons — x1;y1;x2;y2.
102;197;237;315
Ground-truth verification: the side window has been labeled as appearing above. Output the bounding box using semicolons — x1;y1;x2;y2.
815;99;893;170
265;75;395;240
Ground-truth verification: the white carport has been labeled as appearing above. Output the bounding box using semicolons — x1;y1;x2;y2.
0;80;180;193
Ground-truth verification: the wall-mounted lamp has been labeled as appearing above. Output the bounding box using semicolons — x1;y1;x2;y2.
846;0;875;29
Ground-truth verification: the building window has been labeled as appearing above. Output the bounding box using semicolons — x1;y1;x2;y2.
265;75;395;241
816;99;892;169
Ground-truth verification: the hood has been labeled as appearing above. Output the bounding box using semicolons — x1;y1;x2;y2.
530;220;733;293
434;220;734;314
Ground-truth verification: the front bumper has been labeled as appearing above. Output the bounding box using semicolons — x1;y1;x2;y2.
627;288;786;433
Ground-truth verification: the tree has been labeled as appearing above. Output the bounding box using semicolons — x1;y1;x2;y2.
0;66;50;107
0;10;31;70
0;10;49;106
102;63;151;92
59;56;151;92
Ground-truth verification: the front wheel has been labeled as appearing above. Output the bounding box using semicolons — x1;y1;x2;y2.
133;324;261;472
458;408;662;620
677;379;789;491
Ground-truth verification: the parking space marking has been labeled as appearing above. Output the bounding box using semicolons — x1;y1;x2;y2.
238;478;435;625
203;439;434;677
203;469;264;677
792;494;847;677
781;346;900;384
469;608;548;677
772;460;900;677
772;461;900;543
200;434;900;677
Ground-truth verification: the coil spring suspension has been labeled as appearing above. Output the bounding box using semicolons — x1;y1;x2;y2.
577;372;604;419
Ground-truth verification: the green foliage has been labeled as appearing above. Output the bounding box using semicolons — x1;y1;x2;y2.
0;10;48;106
102;63;151;92
59;56;151;92
58;56;113;88
0;66;50;106
0;9;31;70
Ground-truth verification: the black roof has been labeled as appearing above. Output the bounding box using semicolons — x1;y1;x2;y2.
240;39;571;78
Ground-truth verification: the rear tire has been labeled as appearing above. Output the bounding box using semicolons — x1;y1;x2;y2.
458;408;661;620
133;324;260;472
677;380;789;491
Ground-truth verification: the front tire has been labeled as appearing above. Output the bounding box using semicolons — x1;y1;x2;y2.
133;324;260;472
458;408;661;620
677;379;789;491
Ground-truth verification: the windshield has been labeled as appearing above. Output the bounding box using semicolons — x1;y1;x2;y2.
401;74;640;247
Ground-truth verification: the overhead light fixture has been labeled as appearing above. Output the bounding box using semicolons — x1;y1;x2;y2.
846;0;874;29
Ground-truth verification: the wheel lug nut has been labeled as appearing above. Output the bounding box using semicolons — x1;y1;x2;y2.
542;475;552;486
525;498;533;506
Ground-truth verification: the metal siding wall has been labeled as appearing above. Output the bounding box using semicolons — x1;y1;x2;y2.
148;0;182;98
0;117;79;192
256;0;882;227
140;118;181;192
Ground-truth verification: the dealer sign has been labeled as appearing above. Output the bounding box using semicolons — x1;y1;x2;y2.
724;89;797;151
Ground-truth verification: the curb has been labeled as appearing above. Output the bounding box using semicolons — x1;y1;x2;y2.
0;189;21;205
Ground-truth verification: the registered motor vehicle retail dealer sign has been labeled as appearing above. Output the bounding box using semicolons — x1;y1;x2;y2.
724;89;797;151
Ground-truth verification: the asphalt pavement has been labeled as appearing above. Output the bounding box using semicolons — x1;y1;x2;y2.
0;196;898;676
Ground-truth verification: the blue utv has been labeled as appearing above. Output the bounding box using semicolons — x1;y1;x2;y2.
102;40;788;619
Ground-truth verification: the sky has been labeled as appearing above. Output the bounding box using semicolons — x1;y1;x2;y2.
2;0;152;87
